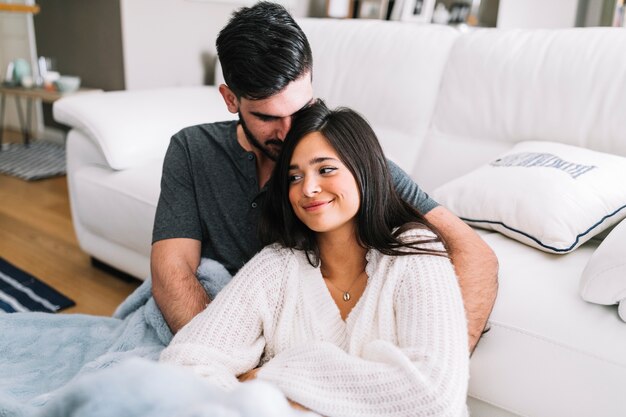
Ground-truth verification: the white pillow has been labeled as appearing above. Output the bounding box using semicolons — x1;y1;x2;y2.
580;219;626;322
432;141;626;253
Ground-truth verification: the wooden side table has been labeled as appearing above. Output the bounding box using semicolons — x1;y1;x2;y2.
0;85;101;150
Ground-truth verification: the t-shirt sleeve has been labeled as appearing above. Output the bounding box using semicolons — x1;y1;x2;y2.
152;133;202;243
387;158;438;215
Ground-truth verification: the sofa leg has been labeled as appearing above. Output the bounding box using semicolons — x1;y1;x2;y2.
90;257;138;283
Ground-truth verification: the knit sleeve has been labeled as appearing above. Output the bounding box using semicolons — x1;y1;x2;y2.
257;248;469;417
159;245;288;391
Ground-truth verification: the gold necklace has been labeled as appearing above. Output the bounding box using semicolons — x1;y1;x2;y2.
324;271;366;302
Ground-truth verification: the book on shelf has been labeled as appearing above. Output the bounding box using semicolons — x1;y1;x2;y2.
613;0;625;27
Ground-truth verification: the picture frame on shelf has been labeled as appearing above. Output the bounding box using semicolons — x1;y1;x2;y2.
399;0;435;23
326;0;353;18
389;0;405;20
358;0;390;19
448;1;471;24
613;0;625;27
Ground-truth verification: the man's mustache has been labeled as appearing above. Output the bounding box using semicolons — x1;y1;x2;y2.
266;139;283;147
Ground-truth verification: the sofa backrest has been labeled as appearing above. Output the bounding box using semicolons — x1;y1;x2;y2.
297;18;459;172
414;27;626;191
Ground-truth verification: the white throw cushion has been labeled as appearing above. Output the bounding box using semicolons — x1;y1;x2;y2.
580;219;626;322
433;141;626;253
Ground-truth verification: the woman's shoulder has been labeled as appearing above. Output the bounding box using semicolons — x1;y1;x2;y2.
230;244;299;302
386;225;455;291
395;223;439;243
247;244;297;268
383;223;446;259
242;244;310;280
261;243;299;256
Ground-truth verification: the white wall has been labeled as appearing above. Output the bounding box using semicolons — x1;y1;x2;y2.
120;0;311;90
497;0;579;28
2;0;313;136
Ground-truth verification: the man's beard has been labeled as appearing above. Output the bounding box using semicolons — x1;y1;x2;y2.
239;112;282;161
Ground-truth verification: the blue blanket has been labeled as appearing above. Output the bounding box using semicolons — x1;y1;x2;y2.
33;359;310;417
0;260;310;416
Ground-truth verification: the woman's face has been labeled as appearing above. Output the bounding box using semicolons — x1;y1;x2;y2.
288;132;360;236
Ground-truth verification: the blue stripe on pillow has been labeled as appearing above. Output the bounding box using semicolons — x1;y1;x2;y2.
462;203;626;253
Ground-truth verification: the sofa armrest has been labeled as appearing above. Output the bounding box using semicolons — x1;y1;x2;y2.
53;86;236;170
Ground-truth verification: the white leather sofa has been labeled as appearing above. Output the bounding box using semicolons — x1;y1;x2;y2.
54;18;626;417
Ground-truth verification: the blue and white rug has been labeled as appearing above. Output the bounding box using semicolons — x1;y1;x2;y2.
0;258;75;313
0;141;65;181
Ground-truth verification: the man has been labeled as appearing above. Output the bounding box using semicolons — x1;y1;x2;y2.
151;2;498;352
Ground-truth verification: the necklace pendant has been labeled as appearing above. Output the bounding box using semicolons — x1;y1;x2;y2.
343;292;351;302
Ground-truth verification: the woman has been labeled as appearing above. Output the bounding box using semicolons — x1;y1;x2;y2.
160;100;469;417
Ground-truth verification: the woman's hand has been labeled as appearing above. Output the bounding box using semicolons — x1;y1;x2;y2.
288;399;310;411
238;369;312;413
237;367;260;382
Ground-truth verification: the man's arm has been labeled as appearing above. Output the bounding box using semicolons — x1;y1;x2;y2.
151;238;207;334
425;206;499;353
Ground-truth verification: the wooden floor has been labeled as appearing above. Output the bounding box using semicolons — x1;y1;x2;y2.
0;132;140;316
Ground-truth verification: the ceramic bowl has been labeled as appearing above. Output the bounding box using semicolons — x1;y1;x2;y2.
20;75;34;88
54;75;81;93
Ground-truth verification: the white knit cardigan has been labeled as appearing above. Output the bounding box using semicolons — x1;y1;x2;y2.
160;230;469;417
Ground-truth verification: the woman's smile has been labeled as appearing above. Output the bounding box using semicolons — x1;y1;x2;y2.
302;199;334;211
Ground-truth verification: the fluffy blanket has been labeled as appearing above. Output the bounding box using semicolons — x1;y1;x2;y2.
0;260;313;417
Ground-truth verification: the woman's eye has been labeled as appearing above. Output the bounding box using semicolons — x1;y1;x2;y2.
320;167;337;175
288;174;302;183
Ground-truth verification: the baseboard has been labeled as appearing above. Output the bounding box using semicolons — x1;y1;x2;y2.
90;257;140;283
1;126;66;146
41;126;66;145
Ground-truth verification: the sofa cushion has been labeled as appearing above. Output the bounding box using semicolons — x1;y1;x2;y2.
54;86;235;170
412;130;513;192
371;126;424;174
469;233;626;417
298;18;459;152
433;141;626;253
431;28;626;158
580;219;626;322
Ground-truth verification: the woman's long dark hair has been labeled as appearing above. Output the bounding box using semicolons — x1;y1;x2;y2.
259;100;447;266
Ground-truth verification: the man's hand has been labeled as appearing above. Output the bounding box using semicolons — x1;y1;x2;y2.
425;206;499;353
151;238;207;334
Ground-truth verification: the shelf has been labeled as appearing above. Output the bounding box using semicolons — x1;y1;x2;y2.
0;85;102;104
0;3;40;14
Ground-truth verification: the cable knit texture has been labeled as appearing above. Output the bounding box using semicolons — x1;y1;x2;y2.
160;229;469;417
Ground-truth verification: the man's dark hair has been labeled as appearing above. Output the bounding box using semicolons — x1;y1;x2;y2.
216;2;313;100
259;100;448;266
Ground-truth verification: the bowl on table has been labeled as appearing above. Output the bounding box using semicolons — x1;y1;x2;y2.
54;76;81;93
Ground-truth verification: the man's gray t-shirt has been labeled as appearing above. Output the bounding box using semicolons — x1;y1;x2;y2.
152;120;438;275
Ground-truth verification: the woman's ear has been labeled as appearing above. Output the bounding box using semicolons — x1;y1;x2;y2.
219;84;239;114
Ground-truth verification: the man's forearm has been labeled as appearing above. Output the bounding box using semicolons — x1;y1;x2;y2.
448;239;498;352
425;206;499;353
153;270;209;334
151;238;206;334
